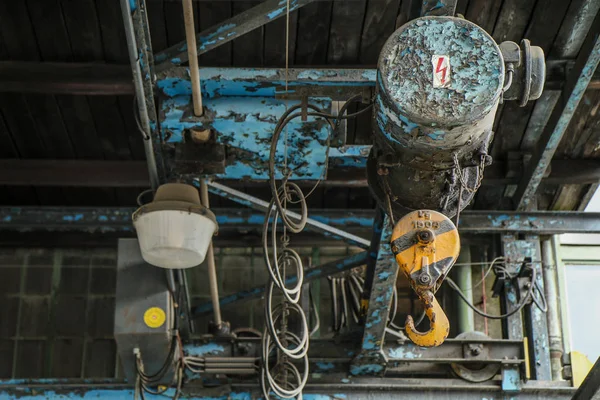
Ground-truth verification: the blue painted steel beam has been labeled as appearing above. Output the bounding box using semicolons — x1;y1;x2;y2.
153;0;319;71
204;181;372;248
155;67;375;182
328;146;370;169
156;67;376;98
350;215;396;376
192;251;369;317
501;235;551;381
161;95;331;180
421;0;458;16
0;379;575;400
513;12;600;210
2;207;600;234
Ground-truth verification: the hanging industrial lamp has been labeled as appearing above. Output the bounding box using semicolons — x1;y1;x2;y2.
132;183;218;269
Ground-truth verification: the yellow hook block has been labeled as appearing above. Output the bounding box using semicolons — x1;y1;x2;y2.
405;290;450;347
391;210;460;347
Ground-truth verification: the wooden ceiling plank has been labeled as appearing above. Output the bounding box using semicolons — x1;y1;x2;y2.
358;0;401;65
197;1;233;66
233;1;264;67
327;0;367;65
295;0;333;65
492;0;537;43
264;1;297;67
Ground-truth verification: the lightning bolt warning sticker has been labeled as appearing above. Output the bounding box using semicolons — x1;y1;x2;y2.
432;55;451;88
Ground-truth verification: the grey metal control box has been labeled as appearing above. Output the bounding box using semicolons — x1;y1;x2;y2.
114;239;176;384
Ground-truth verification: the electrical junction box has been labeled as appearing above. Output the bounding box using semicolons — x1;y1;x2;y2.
114;238;177;384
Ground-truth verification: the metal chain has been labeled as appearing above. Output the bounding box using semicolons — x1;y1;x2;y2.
452;153;486;194
379;174;396;226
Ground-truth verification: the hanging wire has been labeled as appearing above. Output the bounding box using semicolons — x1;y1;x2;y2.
258;4;374;395
445;263;547;319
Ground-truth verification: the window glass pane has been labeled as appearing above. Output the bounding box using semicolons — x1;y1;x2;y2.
565;264;600;362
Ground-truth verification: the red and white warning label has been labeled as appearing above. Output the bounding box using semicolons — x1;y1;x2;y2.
432;55;451;88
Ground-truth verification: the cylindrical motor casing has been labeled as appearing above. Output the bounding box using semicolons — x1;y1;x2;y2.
368;16;505;218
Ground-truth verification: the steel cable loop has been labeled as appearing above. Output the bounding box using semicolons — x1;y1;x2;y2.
261;358;307;400
262;78;370;400
271;209;304;301
264;283;310;359
268;107;325;233
262;201;304;303
261;334;309;399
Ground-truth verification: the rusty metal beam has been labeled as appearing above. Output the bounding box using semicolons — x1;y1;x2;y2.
153;0;318;72
513;12;600;210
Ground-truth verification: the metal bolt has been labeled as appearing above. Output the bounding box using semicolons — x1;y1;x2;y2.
468;344;483;356
417;229;434;244
377;167;389;176
419;274;431;285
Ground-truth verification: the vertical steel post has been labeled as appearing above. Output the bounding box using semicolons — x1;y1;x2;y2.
456;246;475;333
501;234;525;341
200;180;222;328
182;0;203;116
120;0;165;188
543;237;564;380
502;234;552;381
551;235;572;356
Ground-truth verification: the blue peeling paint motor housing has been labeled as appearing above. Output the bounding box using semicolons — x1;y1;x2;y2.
368;16;505;219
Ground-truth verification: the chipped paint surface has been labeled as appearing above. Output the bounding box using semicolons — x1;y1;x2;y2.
156;68;376;98
373;16;501;160
381;17;503;124
184;343;225;357
388;346;422;359
316;362;335;371
349;364;384;375
351;217;397;375
328;145;371;168
0;388;254;399
160;95;330;180
501;367;522;392
501;236;551;380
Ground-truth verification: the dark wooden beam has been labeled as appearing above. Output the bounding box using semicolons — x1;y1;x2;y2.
0;159;149;187
2;158;600;188
0;60;598;95
0;62;134;95
513;11;600;210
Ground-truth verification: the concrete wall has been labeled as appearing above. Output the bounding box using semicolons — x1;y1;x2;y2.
0;246;375;379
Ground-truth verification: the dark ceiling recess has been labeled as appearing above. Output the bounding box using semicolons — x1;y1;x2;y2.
0;0;599;213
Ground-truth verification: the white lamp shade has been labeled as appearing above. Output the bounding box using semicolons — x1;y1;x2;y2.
133;209;217;269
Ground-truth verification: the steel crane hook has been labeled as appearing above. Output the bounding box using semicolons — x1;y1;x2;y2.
390;210;460;347
404;289;450;347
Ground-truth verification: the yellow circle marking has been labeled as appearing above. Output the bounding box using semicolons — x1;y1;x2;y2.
144;307;166;328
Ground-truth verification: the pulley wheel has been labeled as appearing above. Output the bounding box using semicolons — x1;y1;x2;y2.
450;331;501;382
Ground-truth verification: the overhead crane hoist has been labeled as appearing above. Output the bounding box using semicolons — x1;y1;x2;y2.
363;16;544;348
114;1;548;398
